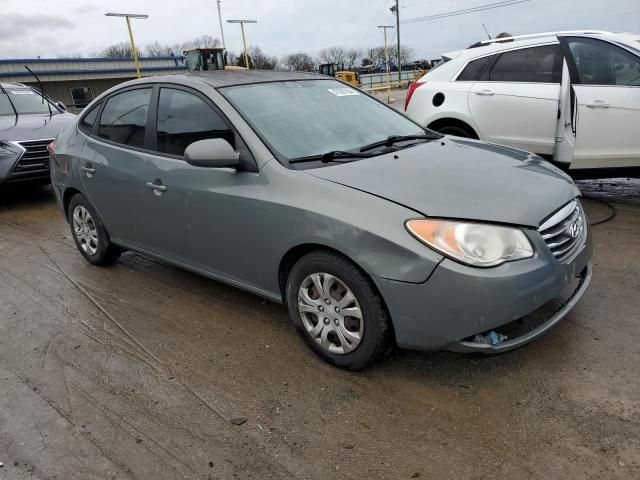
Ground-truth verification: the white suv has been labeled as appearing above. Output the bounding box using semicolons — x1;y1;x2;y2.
405;31;640;174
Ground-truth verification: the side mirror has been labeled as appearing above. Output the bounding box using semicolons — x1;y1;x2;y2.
55;101;67;112
184;138;240;169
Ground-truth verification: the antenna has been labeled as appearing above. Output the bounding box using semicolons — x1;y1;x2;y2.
24;66;53;116
482;23;492;40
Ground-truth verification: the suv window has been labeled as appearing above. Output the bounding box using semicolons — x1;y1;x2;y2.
156;88;233;156
78;102;101;135
484;45;561;83
457;56;492;81
567;37;640;86
98;88;152;148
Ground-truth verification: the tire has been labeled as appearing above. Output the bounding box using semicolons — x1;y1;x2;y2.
67;193;122;266
435;124;474;138
286;250;391;370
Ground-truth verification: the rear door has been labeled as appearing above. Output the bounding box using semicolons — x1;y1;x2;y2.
80;86;155;248
553;59;577;166
468;44;563;155
560;36;640;170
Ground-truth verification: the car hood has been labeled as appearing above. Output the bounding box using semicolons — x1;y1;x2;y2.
0;112;76;142
307;138;580;228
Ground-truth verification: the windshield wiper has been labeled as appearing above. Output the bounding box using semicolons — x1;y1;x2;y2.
359;134;441;152
289;150;375;164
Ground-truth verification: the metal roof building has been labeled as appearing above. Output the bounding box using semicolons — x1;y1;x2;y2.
0;56;187;112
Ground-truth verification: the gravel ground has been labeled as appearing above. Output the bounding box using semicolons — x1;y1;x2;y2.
0;181;638;480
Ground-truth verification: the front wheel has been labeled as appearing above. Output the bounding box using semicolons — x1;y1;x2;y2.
286;250;391;370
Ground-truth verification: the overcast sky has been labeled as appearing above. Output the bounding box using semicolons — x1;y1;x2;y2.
1;0;638;61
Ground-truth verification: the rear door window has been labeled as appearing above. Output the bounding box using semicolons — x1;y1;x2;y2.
567;37;640;86
98;88;152;149
484;45;562;83
155;88;233;156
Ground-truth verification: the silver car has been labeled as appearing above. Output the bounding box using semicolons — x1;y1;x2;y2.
50;71;592;370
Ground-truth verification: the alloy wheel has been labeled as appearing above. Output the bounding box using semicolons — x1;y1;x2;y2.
298;273;364;354
72;205;98;256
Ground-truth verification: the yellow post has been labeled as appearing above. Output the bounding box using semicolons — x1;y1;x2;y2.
240;22;250;69
125;16;142;78
383;28;391;104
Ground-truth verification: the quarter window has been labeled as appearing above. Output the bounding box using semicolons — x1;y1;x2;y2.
98;88;152;149
78;102;101;135
457;56;492;81
567;37;640;86
485;45;562;83
156;88;233;156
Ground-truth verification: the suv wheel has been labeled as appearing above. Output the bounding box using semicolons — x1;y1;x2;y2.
436;124;474;138
68;194;122;266
286;250;391;370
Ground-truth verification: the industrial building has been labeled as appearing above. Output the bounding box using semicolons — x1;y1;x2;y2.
0;56;187;112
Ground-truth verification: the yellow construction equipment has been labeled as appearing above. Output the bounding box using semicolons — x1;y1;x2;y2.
319;64;362;88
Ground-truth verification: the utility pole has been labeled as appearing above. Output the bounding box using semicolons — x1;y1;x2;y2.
391;0;401;84
216;0;226;48
378;25;394;104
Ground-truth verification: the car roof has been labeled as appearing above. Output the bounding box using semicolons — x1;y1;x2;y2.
442;30;636;62
0;82;27;89
130;70;326;89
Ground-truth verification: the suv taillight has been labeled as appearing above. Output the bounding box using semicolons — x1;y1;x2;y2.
405;81;424;111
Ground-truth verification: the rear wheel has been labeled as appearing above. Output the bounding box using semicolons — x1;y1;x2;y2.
286;250;391;370
68;194;121;266
435;124;474;138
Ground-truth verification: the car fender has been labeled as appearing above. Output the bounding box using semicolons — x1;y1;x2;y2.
256;161;443;302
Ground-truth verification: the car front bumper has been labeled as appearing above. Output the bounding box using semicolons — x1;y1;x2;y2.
374;225;593;352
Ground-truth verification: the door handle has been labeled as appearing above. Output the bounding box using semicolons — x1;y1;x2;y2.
586;101;609;109
474;89;495;96
81;164;96;176
145;181;167;193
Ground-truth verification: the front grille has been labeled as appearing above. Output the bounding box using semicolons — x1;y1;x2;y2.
539;199;586;261
8;139;54;182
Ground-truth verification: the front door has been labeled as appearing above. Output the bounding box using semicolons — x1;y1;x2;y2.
468;44;562;155
560;36;640;170
142;86;263;288
553;59;576;166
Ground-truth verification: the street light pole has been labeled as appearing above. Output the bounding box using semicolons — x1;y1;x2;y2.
105;13;149;79
216;0;226;48
378;25;394;104
390;0;402;84
227;19;257;69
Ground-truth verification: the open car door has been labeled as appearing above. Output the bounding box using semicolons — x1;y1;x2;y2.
553;58;576;166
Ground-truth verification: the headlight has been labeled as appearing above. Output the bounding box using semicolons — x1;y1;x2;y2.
0;141;22;161
406;219;534;267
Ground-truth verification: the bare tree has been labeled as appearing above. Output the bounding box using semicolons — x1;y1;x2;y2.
145;41;174;57
345;48;362;69
282;52;315;72
233;46;278;70
181;35;221;50
318;46;348;66
100;42;141;58
391;45;415;66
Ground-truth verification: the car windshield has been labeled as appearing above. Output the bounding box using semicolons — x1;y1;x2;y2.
221;79;426;164
0;87;56;115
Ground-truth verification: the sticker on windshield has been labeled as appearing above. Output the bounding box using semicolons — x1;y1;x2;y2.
10;90;34;95
328;88;360;97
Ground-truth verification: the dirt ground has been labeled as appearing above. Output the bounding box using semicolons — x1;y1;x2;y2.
0;180;638;480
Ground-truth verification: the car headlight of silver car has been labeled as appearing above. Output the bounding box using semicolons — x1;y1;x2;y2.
406;219;534;267
0;141;22;163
